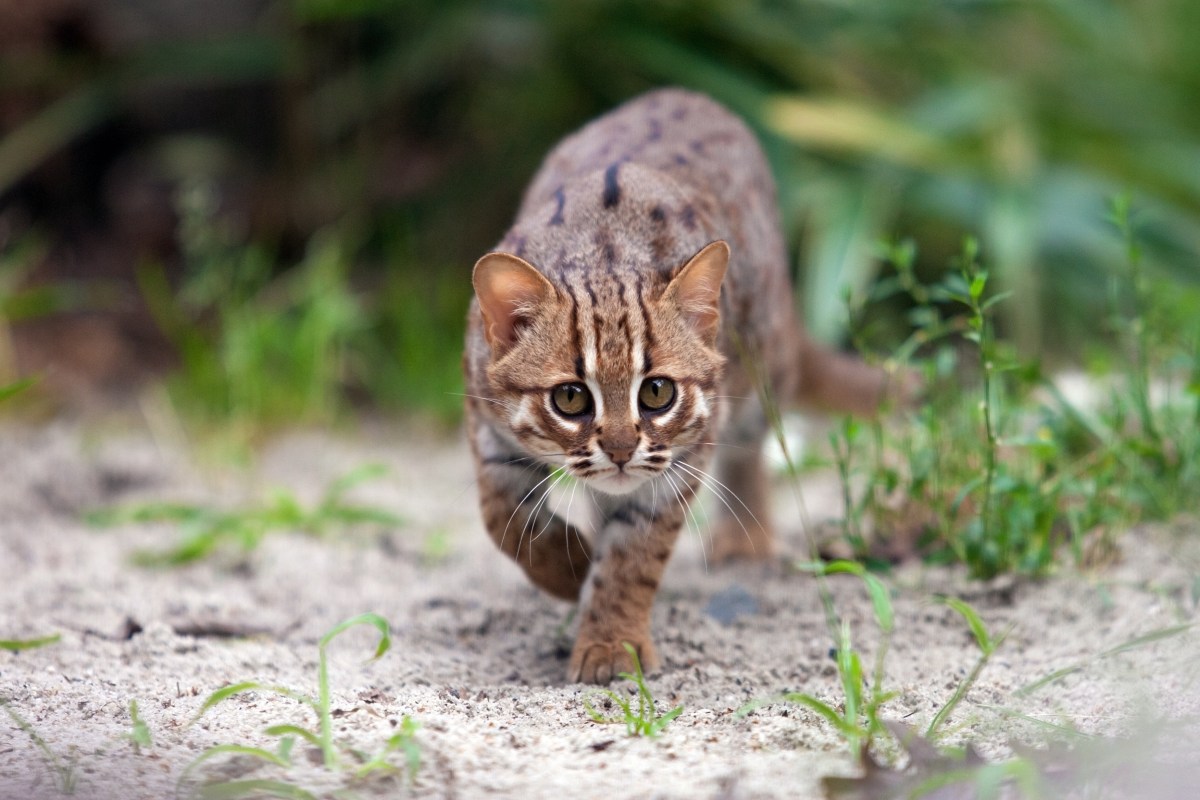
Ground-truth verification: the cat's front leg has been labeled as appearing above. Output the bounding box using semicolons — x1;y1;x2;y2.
568;491;690;684
475;459;593;601
470;419;593;601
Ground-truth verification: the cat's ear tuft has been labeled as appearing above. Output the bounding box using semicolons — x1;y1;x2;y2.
473;252;556;352
667;240;729;342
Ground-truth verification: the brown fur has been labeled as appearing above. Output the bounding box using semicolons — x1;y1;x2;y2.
464;88;892;683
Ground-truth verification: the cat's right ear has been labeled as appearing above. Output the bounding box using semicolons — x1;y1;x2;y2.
473;252;556;353
666;240;730;343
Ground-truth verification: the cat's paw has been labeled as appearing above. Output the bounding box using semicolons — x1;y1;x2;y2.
567;637;659;684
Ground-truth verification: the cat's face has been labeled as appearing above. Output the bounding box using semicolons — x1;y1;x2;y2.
473;242;728;496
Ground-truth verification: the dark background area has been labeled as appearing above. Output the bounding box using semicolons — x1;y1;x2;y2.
2;0;1198;424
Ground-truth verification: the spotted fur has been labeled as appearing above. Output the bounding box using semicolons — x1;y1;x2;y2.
464;88;894;683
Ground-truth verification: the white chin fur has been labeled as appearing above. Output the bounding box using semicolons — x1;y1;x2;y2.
585;472;646;496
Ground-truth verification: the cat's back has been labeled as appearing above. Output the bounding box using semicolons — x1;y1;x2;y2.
520;90;765;213
515;89;786;281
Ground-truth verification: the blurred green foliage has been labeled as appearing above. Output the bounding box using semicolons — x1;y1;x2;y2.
273;0;1200;350
2;0;1199;425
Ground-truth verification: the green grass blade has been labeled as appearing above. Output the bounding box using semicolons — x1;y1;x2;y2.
1014;664;1084;698
176;744;296;799
781;693;861;739
1016;622;1194;696
318;507;404;527
127;700;153;750
0;377;38;403
194;779;317;800
263;725;322;747
733;696;778;718
0;633;61;651
323;464;390;502
318;612;391;661
823;561;895;634
192;682;311;721
86;503;210;527
313;613;393;769
187;744;293;770
1;695;77;791
1096;622;1194;658
0;86;115;197
937;596;994;654
926;650;992;740
648;705;684;737
354;717;421;780
583;689;629;725
973;703;1097;739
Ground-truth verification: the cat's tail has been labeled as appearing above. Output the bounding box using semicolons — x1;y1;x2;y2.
794;337;920;417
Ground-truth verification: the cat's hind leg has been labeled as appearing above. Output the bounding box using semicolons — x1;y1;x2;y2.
708;402;775;562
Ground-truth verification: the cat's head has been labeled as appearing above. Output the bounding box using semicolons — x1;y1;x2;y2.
472;241;728;496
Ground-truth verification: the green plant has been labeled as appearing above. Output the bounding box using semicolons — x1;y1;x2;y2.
738;561;897;755
0;376;37;403
923;240;1061;577
87;465;402;565
126;700;154;754
1;689;161;797
834;219;1200;578
0;632;61;651
926;597;1005;741
584;642;683;738
1015;621;1194;699
139;186;369;448
179;613;419;799
1;695;80;794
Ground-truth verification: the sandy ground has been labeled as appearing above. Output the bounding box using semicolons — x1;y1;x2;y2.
2;420;1199;800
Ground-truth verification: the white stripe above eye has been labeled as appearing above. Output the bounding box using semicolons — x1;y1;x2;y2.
586;378;605;420
579;303;599;380
628;329;645;419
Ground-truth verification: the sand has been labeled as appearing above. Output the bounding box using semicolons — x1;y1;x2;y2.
1;420;1198;799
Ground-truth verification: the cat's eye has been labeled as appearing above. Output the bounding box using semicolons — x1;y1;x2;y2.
638;377;676;412
551;383;592;416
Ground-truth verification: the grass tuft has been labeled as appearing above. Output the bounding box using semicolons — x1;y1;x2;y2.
179;613;419;798
584;643;683;738
87;465;401;565
1;696;80;794
830;207;1199;578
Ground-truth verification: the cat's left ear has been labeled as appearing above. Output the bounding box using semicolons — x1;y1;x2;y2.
473;252;556;353
666;240;729;342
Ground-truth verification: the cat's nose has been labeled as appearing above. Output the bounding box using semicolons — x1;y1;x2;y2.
600;439;637;467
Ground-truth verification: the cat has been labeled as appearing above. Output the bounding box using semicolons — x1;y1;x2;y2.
463;88;898;684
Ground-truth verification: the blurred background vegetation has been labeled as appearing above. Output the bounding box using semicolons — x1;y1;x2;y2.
1;0;1198;433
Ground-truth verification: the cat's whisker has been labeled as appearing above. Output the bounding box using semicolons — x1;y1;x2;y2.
453;392;521;413
675;460;764;546
676;462;710;556
664;465;708;574
561;476;588;580
679;441;755;454
499;467;561;557
527;470;567;545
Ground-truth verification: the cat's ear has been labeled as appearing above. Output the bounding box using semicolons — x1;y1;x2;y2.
473;252;556;352
666;240;729;342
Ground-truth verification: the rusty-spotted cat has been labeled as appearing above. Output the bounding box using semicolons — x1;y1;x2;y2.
464;88;893;684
